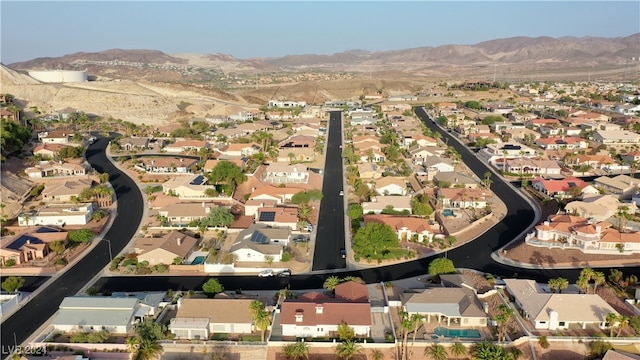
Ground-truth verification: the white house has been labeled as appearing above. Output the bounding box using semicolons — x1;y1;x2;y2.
262;164;309;184
50;296;144;334
18;202;96;227
373;177;407;196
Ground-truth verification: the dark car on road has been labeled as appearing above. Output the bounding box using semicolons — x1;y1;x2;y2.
278;269;292;277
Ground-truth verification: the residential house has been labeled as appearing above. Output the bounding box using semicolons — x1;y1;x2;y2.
255;207;299;229
364;214;439;243
621;152;640;165
136;157;197;173
33;143;66;158
565;195;637;222
162;175;215;199
525;214;640;254
0;108;17;123
357;148;386;163
504;158;562;177
50;296;144;334
433;172;478;189
401;287;488;327
409;147;439;165
477;143;538;168
169;298;254;339
262;164;309;184
135;231;199;265
593;130;640;146
25;161;88;179
438;188;491;209
566;154;617;170
39;130;71;144
276;147;316;163
424;157;455;173
593;175;640;200
119;137;150;151
42;178;93;202
535;136;588;150
504;279;619;330
531;177;598;200
18;202;96;226
203;159;245;173
269;100;306;108
361;196;412;215
218;143;262;158
164;140;208;153
246;185;303;205
373;177;407;196
278;135;316;149
157;202;220;225
280;281;372;338
229;224;290;262
0;226;68;266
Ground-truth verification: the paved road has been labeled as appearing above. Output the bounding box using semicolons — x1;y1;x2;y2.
0;135;144;349
312;111;347;271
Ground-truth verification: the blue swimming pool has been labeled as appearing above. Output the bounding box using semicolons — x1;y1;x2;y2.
443;209;455;217
191;256;206;265
434;327;481;338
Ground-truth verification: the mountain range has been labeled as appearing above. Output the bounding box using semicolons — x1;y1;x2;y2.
7;34;640;80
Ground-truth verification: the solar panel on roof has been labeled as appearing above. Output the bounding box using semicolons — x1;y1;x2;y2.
251;231;269;244
259;211;276;222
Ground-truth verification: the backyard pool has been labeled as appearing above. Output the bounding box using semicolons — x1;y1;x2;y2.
191;256;206;265
434;327;481;338
442;209;455;217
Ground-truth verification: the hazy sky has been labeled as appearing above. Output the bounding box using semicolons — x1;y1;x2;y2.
2;1;639;64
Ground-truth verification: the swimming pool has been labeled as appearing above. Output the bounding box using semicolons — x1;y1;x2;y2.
434;327;481;338
191;256;206;265
442;209;455;217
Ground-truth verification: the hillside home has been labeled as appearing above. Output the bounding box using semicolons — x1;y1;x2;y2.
25;161;88;179
0;226;68;266
169;298;254;339
42;178;93;203
525;214;640;254
593;175;640;200
280;281;372;338
33;143;67;158
39;130;71;144
119;137;150;151
565;195;637;222
18;202;96;227
504;279;619;330
135;231;199;265
164;140;208;153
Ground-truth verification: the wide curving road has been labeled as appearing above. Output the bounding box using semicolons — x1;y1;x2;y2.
1;135;144;348
312;111;347;271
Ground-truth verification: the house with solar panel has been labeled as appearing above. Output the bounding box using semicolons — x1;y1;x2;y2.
229;224;291;262
162;174;216;199
256;207;299;229
0;226;68;266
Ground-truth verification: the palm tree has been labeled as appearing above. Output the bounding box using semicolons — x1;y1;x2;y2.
298;204;312;223
616;315;630;337
254;309;271;342
483;172;493;189
125;336;140;353
556;277;569;293
134;338;162;360
399;311;414;360
424;343;447;360
592;271;606;293
548;278;560;293
606;313;618;337
450;342;468;359
369;349;385;360
335;340;363;360
249;300;264;322
409;313;425;356
323;276;341;291
495;304;514;342
282;341;309;360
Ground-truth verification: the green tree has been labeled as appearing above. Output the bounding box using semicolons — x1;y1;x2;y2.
450;342;468;359
134;337;163;360
548;277;569;293
323;276;341;291
337;321;355;341
352;222;399;258
99;172;110;184
334;340;363;360
495;304;514;342
49;240;66;254
616;315;629;337
202;207;234;228
202;278;224;297
606;313;619;337
207;161;247;194
471;342;514;360
1;276;25;293
347;203;363;220
592;271;606;293
249;300;264;321
282;341;309;360
428;258;456;276
411;195;433;216
588;340;613;359
68;229;95;243
425;344;447;360
255;309;271;342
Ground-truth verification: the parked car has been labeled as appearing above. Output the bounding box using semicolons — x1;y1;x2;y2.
340;249;346;259
294;234;309;243
258;269;274;277
304;223;313;232
278;269;292;277
339;190;344;196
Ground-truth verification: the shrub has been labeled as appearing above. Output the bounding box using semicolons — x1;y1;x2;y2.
4;259;16;267
56;258;67;266
539;335;550;349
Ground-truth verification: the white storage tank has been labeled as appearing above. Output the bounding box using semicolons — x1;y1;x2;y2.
28;70;88;83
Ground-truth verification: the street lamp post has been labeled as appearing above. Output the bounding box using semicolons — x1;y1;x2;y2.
101;239;113;262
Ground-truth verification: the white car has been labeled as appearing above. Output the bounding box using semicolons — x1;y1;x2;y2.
339;190;344;196
258;269;274;277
